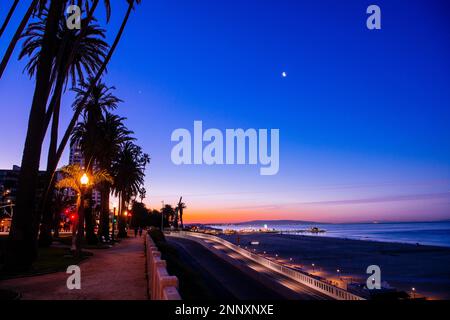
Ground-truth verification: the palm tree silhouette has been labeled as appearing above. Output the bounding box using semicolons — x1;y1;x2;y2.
0;0;113;78
76;112;134;241
96;113;134;240
53;0;142;185
0;0;40;78
112;142;148;237
162;204;176;228
0;0;20;38
71;79;122;244
5;0;142;270
176;197;187;229
19;13;109;246
139;187;146;203
5;0;67;271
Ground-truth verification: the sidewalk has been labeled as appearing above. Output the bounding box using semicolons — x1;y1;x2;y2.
0;235;147;300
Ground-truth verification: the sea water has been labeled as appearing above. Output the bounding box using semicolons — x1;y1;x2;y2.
208;221;450;248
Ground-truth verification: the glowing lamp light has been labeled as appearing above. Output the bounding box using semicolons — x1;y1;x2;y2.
123;210;128;217
80;173;89;186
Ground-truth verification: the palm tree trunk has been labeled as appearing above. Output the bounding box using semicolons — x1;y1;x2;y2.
180;209;183;229
53;210;60;239
39;0;100;137
5;0;65;271
0;0;19;38
38;82;62;247
0;0;38;79
82;153;98;245
84;197;97;244
118;193;127;238
99;182;110;241
50;1;136;180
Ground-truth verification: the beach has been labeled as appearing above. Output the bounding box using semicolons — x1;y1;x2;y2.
219;232;450;299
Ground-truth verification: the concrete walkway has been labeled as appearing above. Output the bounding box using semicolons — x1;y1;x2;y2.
0;235;147;300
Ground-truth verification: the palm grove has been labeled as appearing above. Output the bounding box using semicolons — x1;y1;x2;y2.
0;0;145;271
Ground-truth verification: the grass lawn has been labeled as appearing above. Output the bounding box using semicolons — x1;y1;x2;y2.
0;235;88;280
149;229;220;300
55;234;117;249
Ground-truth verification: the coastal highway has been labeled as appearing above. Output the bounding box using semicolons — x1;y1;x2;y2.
167;235;329;300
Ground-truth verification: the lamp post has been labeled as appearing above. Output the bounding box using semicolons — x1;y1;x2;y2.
76;173;89;256
411;287;416;299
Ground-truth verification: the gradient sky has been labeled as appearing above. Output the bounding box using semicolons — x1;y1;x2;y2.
1;0;449;223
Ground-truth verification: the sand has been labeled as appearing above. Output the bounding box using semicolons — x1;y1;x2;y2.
219;232;450;299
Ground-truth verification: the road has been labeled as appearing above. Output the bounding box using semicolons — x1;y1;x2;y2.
167;235;329;300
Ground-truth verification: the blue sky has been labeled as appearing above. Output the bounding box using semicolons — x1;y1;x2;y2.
0;0;449;223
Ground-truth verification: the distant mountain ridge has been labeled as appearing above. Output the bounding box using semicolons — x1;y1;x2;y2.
206;219;450;226
217;219;320;226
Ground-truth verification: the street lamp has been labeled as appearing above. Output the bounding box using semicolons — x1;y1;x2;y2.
80;173;89;186
412;287;416;299
312;263;315;273
76;172;89;256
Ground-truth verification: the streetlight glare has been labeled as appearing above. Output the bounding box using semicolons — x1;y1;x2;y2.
80;173;89;186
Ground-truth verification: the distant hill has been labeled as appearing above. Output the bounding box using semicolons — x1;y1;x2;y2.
227;219;320;225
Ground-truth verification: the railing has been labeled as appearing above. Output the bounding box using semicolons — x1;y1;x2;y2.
145;232;181;300
169;231;365;301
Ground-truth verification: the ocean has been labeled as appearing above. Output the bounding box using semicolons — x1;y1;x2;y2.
207;221;450;248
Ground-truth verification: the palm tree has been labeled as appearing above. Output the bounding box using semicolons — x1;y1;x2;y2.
176;198;187;229
96;113;134;240
0;0;20;38
5;0;140;270
52;0;142;184
162;205;176;227
138;187;146;203
55;164;112;255
5;0;67;271
73;112;133;241
0;0;112;78
71;79;121;244
19;13;109;246
0;0;41;79
112;142;148;237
